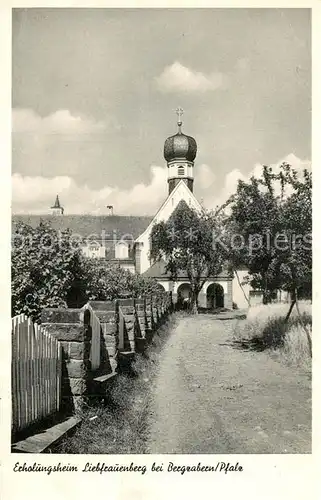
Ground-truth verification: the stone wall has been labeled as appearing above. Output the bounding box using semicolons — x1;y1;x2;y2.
88;300;118;374
145;295;155;342
41;292;173;413
41;308;92;412
117;298;137;353
151;295;159;327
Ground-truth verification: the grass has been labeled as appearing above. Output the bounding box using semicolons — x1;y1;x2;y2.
51;315;177;454
232;301;312;372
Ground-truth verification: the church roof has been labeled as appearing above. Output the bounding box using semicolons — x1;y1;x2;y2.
142;259;232;280
12;214;152;240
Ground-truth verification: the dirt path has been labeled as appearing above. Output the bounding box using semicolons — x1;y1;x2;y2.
146;315;311;454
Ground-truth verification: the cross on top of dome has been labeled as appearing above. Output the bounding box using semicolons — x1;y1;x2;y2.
176;107;184;132
164;108;197;163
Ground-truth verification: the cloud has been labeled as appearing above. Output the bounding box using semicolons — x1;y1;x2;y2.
156;62;226;93
12;166;168;216
13;108;106;135
12;108;112;180
12;143;310;218
205;154;311;211
235;57;250;73
197;164;216;190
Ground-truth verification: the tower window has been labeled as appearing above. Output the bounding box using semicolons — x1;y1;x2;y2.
178;166;185;176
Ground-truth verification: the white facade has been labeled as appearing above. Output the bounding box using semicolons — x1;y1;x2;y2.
232;269;250;309
51;207;64;216
82;243;106;259
115;241;129;259
136;180;202;274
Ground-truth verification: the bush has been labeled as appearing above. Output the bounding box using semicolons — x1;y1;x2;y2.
232;302;312;369
84;260;164;301
12;221;87;321
282;324;312;370
12;221;165;321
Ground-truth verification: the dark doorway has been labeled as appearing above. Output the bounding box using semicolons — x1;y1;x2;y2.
206;283;224;309
177;283;192;310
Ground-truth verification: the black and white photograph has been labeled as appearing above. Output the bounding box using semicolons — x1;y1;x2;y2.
10;7;312;457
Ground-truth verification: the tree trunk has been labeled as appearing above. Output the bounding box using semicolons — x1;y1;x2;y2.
283;289;312;357
262;291;268;304
262;274;273;304
295;300;312;358
284;289;296;323
189;289;199;315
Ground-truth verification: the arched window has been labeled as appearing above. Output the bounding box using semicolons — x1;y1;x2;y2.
115;241;129;259
178;165;185;176
88;242;104;258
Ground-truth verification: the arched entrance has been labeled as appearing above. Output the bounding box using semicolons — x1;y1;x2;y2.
177;283;192;310
206;283;224;309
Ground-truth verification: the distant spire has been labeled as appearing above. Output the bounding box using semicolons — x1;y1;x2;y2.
51;195;61;209
176;107;184;134
51;194;64;215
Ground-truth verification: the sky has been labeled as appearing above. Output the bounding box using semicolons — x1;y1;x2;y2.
12;8;311;215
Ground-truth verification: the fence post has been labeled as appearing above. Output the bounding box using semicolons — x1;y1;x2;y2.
117;299;136;352
145;295;153;342
134;298;147;352
11;314;63;437
88;300;118;374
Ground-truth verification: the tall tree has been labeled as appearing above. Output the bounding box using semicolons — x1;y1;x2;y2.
12;220;165;321
150;200;227;313
84;260;163;301
12;220;87;321
227;162;312;319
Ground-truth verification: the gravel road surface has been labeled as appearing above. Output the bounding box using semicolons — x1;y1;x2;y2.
147;315;311;454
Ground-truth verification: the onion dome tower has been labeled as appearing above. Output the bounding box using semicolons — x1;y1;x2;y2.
164;108;197;194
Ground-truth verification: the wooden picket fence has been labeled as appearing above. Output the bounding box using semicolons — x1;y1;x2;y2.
11;314;62;435
82;304;101;371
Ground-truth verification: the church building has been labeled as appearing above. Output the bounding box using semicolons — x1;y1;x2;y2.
12;111;250;310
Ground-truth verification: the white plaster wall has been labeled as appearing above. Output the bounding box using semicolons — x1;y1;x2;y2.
137;231;153;275
154;280;229;296
203;280;228;294
115;241;129;259
137;181;202;274
157;280;170;292
82;244;105;258
168;163;193;180
173;281;191;294
232;270;250;309
52;208;63;216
